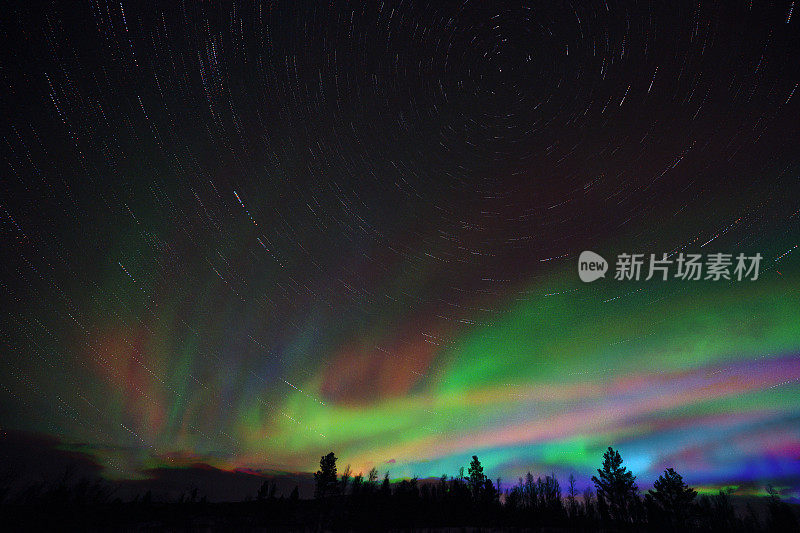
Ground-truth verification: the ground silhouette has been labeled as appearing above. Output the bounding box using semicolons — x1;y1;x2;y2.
1;444;797;531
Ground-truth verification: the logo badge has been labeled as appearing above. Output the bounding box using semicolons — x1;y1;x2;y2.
578;251;608;282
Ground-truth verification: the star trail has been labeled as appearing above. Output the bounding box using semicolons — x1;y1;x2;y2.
1;0;799;498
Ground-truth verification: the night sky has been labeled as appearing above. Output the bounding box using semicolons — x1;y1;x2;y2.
1;1;799;498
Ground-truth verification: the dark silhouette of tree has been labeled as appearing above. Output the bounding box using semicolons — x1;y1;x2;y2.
697;488;741;532
350;472;363;496
645;467;697;529
538;475;557;509
506;484;522;511
567;473;579;518
313;452;338;499
537;474;565;521
380;471;391;497
766;485;800;532
340;463;352;495
467;455;487;501
367;467;378;489
583;486;597;520
256;480;269;501
591;446;639;524
438;474;448;498
481;478;498;505
524;471;537;510
256;480;276;501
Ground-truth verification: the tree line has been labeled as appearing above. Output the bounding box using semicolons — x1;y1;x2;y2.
302;447;798;531
1;446;797;530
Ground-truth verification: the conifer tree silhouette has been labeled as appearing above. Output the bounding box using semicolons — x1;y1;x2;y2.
645;467;697;528
467;456;487;501
591;446;639;524
313;452;338;499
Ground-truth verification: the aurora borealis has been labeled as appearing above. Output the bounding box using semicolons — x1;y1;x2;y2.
1;0;800;499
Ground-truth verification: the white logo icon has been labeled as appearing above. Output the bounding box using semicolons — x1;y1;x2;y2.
578;251;608;282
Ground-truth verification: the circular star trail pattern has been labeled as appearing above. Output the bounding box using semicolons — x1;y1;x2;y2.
1;0;799;494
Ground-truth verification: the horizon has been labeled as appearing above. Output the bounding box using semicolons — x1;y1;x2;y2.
1;429;796;504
